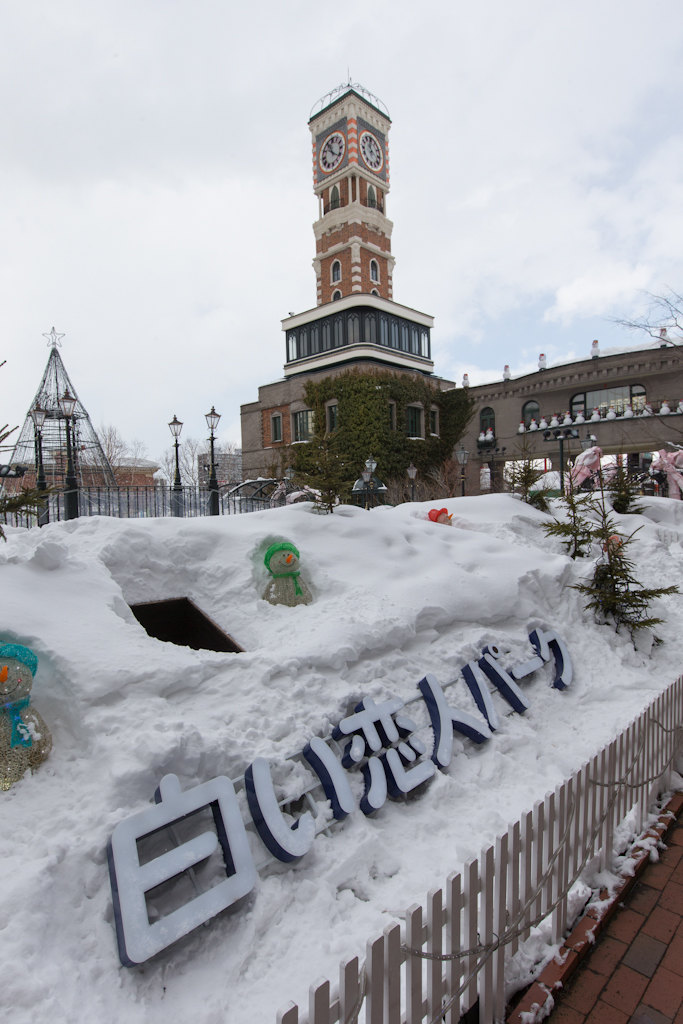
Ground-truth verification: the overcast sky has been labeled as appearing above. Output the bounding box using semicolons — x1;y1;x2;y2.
2;1;682;465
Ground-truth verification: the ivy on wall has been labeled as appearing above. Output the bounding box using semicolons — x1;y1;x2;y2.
291;369;473;487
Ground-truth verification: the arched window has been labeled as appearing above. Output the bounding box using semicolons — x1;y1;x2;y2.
367;185;377;208
480;407;495;435
330;185;340;210
371;289;379;296
522;400;540;428
331;260;341;283
370;259;379;283
332;290;342;301
364;312;377;343
348;313;359;344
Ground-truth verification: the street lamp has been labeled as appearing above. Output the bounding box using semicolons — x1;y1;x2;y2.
351;454;387;509
30;405;49;526
407;462;418;502
543;428;579;495
168;414;184;517
205;405;221;516
455;444;469;497
59;388;79;520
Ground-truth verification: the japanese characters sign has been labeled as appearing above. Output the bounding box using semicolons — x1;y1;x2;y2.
107;627;571;966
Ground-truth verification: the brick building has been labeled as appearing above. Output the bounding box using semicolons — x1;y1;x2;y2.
460;344;683;494
240;82;455;480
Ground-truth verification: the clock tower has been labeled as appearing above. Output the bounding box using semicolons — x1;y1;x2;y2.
309;84;394;304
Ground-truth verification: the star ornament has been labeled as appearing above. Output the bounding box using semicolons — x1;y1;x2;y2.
43;326;65;348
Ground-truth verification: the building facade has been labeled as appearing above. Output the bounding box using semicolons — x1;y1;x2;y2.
240;83;455;481
460;344;683;493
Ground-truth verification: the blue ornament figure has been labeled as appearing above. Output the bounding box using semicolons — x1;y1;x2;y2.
0;643;52;791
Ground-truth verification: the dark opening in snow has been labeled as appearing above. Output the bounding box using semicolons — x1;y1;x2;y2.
129;598;244;653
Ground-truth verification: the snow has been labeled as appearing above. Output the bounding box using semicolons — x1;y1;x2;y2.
1;493;682;1023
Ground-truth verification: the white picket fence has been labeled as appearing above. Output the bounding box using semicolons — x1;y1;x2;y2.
277;675;683;1024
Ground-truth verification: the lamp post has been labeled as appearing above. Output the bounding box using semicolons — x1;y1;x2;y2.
543;428;579;495
168;414;184;517
59;389;79;520
205;405;221;517
407;462;418;502
30;405;49;526
455;444;469;497
351;454;387;509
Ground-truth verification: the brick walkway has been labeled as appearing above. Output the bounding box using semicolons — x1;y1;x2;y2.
508;795;683;1024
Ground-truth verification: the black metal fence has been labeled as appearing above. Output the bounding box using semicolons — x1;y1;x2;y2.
2;485;288;529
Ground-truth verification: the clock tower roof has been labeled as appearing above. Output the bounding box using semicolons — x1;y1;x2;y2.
309;80;391;125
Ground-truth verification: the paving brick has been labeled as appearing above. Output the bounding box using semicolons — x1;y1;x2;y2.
629;883;662;916
585;999;629;1023
563;968;606;1015
545;1003;585;1023
606;907;645;943
581;999;630;1024
660;879;683;916
601;964;649;1014
642;905;681;943
622;933;667;977
661;842;683;868
630;1004;676;1024
644;862;675;891
586;935;627;977
661;923;683;977
644;965;683;1018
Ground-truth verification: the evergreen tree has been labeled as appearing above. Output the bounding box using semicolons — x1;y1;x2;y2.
608;460;645;515
291;427;355;513
506;440;552;512
572;485;678;644
543;476;594;558
0;424;48;540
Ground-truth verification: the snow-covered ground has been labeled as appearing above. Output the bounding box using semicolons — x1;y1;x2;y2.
1;494;682;1023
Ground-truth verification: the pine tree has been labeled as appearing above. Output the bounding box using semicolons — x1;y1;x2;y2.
291;427;355;513
0;425;48;540
572;485;678;644
543;475;594;558
608;460;645;515
506;439;551;512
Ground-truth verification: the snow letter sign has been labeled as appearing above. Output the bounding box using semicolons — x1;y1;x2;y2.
108;774;257;966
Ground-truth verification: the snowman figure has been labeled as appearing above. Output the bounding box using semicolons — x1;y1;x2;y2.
263;541;312;607
0;643;52;791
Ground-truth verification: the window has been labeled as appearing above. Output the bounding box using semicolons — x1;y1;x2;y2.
271;414;282;443
334;316;344;346
406;405;423;438
480;407;495;435
429;408;439;435
522;400;540;428
348;312;359;344
420;330;430;358
364;312;377;344
310;325;320;354
287;332;298;361
292;410;314;442
332;290;342;301
327;403;338;432
390;320;399;349
332;260;341;283
400;324;409;351
367;185;377;209
410;326;419;355
380;316;389;346
370;259;379;283
322;322;331;350
330;185;340;210
570;384;646;419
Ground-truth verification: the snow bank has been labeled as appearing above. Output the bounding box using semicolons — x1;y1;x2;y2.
1;494;681;1022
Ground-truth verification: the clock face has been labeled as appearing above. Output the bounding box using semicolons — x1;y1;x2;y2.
359;130;383;171
319;131;346;173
